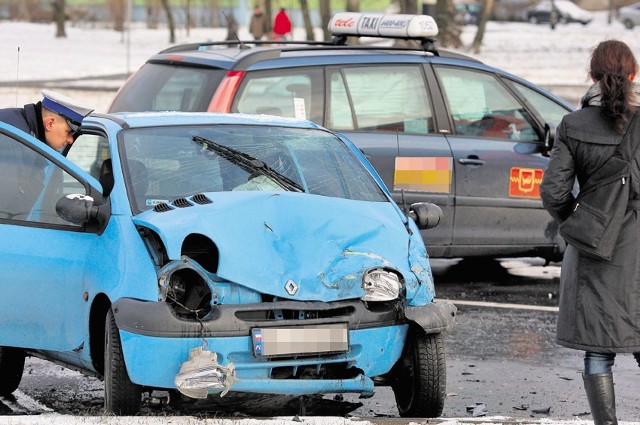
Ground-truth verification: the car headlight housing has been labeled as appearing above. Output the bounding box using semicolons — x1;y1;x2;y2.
361;268;402;301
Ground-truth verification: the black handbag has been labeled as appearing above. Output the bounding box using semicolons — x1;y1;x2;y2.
559;112;640;260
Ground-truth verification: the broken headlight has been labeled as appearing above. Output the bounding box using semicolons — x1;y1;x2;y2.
158;257;212;319
361;268;402;301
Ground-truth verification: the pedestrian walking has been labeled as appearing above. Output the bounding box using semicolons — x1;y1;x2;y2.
249;4;268;40
272;7;291;41
540;39;640;425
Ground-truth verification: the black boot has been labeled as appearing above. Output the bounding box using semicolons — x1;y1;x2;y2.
582;373;618;425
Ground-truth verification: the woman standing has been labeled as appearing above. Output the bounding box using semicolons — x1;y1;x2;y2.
541;40;640;425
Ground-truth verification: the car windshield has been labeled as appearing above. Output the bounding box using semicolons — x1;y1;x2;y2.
120;124;388;213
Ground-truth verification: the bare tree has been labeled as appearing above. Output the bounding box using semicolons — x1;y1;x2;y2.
183;0;192;36
436;0;462;48
299;0;315;40
110;0;126;31
160;0;176;43
471;0;494;53
399;0;418;14
146;0;160;29
52;0;66;38
265;0;273;34
319;0;331;40
346;0;359;13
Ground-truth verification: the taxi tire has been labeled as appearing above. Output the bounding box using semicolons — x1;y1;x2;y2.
392;329;446;418
0;346;25;396
104;308;142;415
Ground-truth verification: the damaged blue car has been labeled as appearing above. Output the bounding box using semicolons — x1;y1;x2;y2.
0;112;456;417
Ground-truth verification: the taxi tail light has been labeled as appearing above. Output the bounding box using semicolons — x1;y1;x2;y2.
208;70;245;112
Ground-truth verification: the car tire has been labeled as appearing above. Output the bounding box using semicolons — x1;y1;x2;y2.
624;19;634;29
0;346;25;396
528;15;538;24
392;328;446;418
104;308;142;415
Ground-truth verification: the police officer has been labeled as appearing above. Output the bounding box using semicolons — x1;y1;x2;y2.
0;91;93;220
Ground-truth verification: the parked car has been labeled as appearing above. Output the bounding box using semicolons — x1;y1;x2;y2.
0;111;456;416
618;1;640;28
454;1;482;25
110;12;575;262
526;0;593;25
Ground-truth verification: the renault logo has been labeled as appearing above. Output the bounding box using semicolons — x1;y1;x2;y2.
285;279;299;295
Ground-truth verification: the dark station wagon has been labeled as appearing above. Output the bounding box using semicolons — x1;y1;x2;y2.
110;12;574;262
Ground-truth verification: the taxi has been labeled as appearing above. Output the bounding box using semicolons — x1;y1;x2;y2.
110;12;574;262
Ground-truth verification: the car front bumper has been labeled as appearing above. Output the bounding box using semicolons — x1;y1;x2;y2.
112;298;455;396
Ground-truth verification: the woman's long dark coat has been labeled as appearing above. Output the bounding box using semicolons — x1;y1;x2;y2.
541;106;640;353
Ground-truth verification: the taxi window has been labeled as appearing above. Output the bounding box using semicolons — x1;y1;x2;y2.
109;63;225;113
511;81;571;129
436;66;538;142
233;69;323;123
329;66;433;134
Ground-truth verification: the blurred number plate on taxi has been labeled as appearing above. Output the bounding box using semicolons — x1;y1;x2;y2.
252;323;349;357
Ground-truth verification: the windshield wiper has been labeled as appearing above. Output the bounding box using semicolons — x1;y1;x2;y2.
193;136;304;192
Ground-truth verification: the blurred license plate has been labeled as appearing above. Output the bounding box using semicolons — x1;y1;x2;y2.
251;323;349;357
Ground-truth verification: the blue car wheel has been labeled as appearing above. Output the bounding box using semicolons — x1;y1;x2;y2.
392;328;446;418
104;308;142;415
0;346;25;396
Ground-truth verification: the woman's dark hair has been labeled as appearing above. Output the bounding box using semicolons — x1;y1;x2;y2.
589;40;638;133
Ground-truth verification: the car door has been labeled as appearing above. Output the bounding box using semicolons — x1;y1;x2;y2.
0;124;103;352
433;65;555;248
325;65;454;248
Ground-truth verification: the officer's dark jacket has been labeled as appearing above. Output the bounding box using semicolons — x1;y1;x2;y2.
0;103;47;220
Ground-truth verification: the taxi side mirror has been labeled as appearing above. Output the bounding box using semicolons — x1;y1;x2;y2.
407;202;442;230
542;123;556;157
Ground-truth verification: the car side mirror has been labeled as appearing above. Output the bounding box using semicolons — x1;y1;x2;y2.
56;194;98;225
407;202;442;230
542;123;556;157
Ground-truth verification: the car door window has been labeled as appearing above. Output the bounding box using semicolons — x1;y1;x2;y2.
233;69;323;123
436;67;538;142
511;81;571;128
329;66;433;134
0;133;86;226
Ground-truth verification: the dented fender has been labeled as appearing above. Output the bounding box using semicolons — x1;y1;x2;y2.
404;301;457;334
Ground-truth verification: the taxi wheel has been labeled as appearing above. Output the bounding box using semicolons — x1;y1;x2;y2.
104;308;142;415
0;346;25;396
392;328;446;418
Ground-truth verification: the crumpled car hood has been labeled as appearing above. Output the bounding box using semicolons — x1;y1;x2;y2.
133;192;432;302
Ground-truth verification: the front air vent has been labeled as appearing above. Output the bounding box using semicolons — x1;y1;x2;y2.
172;197;193;208
191;194;213;205
153;203;174;213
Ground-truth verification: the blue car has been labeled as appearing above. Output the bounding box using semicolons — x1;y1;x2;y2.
0;112;456;416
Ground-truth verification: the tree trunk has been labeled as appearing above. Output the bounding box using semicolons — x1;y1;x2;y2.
436;0;462;48
183;0;191;36
209;0;219;28
399;0;417;14
300;0;315;40
160;0;176;43
52;0;67;38
319;0;331;41
111;0;125;31
346;0;359;13
471;0;494;53
146;0;159;29
265;0;273;34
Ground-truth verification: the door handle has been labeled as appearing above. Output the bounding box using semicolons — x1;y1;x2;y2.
458;157;485;166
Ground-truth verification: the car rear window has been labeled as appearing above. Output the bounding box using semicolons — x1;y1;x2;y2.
110;63;225;112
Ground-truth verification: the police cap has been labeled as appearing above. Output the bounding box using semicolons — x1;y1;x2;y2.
41;90;94;127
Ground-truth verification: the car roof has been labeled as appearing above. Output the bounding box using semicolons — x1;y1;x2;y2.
149;40;481;71
86;112;322;130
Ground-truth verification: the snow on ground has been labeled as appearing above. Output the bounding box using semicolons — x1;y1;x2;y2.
1;10;640;111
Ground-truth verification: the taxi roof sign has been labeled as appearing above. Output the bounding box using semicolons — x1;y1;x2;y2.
328;13;439;39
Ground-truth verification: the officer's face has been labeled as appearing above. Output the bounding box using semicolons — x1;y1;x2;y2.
45;115;75;152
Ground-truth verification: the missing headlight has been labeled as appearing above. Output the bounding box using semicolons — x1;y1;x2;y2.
158;258;212;319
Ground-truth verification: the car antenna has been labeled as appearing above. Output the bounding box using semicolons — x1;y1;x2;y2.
396;130;409;214
15;46;20;107
221;11;246;49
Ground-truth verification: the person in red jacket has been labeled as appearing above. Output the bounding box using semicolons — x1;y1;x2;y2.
272;8;291;41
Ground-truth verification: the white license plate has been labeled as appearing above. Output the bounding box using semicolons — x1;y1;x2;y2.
251;323;349;357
